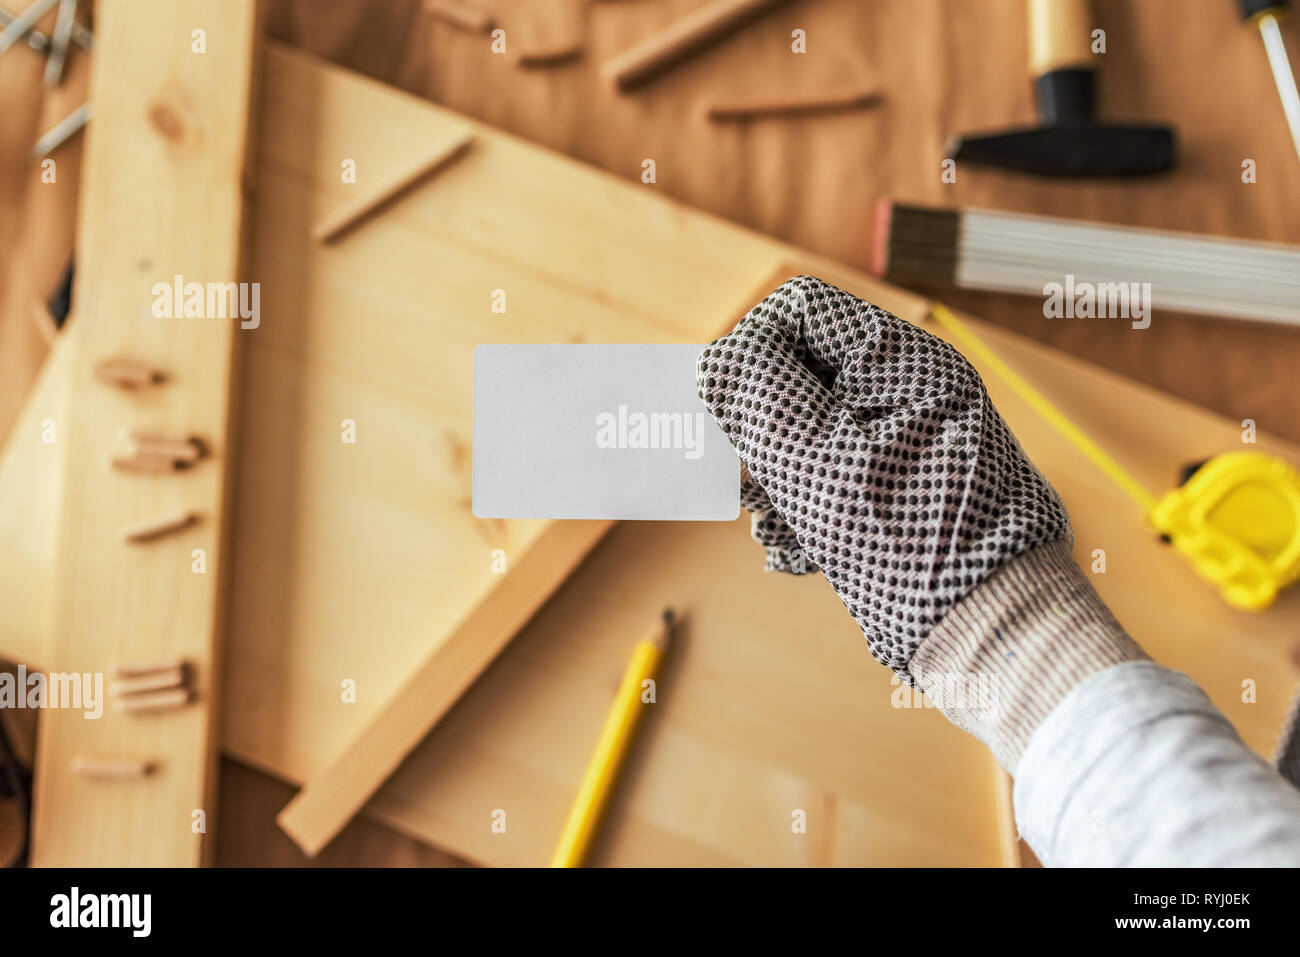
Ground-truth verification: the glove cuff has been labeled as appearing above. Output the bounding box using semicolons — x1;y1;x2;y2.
906;540;1148;772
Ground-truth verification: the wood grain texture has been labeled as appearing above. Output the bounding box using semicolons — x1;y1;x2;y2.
28;0;264;867
266;0;1300;449
216;759;470;866
276;520;615;855
225;49;1291;865
138;0;1300;868
8;0;1299;441
1027;0;1094;76
3;30;1299;866
311;130;475;241
602;0;793;90
0;335;69;671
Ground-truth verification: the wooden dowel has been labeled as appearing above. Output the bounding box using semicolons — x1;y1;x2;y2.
601;0;792;91
424;0;493;33
93;357;163;390
116;688;192;713
129;431;202;463
114;658;185;679
111;451;185;473
71;756;155;778
120;510;197;543
113;666;186;697
706;87;883;121
517;43;583;67
312;132;476;243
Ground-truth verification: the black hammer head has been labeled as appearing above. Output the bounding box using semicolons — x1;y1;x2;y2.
948;123;1177;176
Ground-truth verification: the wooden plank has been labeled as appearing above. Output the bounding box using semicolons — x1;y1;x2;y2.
4;45;1298;865
28;0;264;867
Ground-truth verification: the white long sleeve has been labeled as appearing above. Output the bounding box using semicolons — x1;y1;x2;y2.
1014;661;1300;867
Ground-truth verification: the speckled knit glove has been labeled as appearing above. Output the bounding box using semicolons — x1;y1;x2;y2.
696;276;1074;677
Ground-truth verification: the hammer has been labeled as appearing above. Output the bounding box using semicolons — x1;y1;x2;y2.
948;0;1176;176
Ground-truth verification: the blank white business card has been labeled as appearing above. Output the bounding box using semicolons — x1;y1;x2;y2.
473;344;740;520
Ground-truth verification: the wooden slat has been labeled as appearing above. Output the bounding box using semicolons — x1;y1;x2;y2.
29;0;264;867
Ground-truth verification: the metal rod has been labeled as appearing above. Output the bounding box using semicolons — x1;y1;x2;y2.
30;101;92;160
0;0;60;56
0;4;48;49
42;0;75;86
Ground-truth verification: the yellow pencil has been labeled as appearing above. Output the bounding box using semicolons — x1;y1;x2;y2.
550;609;674;867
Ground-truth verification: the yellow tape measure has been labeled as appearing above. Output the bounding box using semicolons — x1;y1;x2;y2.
929;304;1300;611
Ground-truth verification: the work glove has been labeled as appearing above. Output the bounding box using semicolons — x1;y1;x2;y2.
696;276;1073;678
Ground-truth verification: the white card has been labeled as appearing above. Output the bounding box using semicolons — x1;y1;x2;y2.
473;344;740;520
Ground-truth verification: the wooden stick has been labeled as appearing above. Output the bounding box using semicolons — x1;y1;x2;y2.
601;0;792;91
517;44;583;68
312;132;476;243
129;431;202;463
424;0;493;33
706;86;882;121
111;451;185;473
116;688;192;713
113;658;185;679
70;756;154;778
119;510;198;543
113;666;185;697
93;356;162;389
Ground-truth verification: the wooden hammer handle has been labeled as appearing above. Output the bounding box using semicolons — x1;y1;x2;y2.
1027;0;1094;76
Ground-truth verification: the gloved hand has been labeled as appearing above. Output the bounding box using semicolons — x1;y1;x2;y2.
697;276;1073;678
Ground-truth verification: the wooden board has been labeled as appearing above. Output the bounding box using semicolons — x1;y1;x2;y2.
28;0;264;867
3;44;1297;865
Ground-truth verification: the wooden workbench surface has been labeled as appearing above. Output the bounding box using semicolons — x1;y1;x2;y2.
227;0;1300;864
6;0;1297;439
2;0;1298;867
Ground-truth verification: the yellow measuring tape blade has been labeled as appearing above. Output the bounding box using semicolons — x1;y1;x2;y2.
927;303;1160;514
